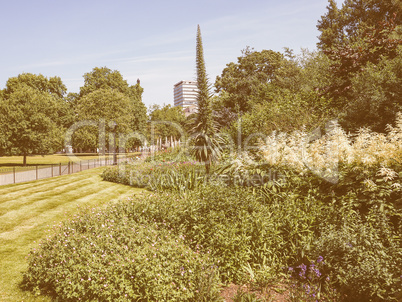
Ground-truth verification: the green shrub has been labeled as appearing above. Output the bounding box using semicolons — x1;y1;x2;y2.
28;150;402;301
123;184;330;284
287;256;340;302
310;209;402;302
232;288;264;302
145;147;194;163
101;161;208;192
100;164;131;185
22;204;222;301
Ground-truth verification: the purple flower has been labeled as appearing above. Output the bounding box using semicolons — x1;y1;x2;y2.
297;263;307;278
317;256;324;263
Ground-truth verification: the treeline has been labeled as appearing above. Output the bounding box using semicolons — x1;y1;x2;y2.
0;67;147;165
149;0;402;148
211;0;401;142
1;0;401;165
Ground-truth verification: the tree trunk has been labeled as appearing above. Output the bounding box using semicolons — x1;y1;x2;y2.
23;154;27;166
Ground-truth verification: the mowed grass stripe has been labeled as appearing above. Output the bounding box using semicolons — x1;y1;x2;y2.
0;171;96;203
0;181;123;233
0;177;94;214
0;167;143;302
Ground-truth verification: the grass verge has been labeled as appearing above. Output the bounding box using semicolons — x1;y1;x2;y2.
0;153;140;173
0;167;143;302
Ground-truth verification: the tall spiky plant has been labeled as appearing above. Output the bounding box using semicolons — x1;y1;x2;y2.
189;25;221;174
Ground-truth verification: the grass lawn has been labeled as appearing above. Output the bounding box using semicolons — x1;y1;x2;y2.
0;153;140;174
0;167;143;301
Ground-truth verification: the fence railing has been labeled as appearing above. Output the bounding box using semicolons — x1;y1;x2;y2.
0;157;128;186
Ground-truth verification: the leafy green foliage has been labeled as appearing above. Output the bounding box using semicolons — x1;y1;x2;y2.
341;47;402;132
73;88;132;152
214;47;288;114
232;288;264;302
72;67;147;151
79;66;130;97
317;0;401;52
145;148;194;163
101;160;206;193
312;209;401;302
22;203;222;301
30;152;402;301
148;104;186;141
0;73;73;164
3;72;67;98
0;84;65;165
287;256;339;302
213;48;334;140
120;185;329;284
317;0;402;131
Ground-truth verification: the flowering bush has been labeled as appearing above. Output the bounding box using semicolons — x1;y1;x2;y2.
287;256;339;301
259;113;402;173
120;185;331;284
22;204;221;301
310;209;402;302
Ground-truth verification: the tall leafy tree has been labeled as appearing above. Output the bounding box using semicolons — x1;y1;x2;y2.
0;91;8;156
149;104;186;141
72;67;147;152
189;25;221;174
0;85;62;165
318;0;401;52
342;46;402;132
317;0;401;96
79;67;130;97
0;74;71;165
317;0;402;131
3;73;67;98
215;48;289;114
74;89;132;152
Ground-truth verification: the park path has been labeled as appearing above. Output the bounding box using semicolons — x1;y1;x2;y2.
0;157;128;186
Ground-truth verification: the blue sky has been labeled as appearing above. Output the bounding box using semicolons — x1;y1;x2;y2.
0;0;338;107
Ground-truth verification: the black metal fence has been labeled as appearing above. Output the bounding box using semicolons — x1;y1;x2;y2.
0;157;128;186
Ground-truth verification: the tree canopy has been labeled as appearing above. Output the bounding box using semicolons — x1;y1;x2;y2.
72;67;147;152
0;85;63;165
317;0;402;131
215;48;288;114
0;73;72;164
148;104;186;141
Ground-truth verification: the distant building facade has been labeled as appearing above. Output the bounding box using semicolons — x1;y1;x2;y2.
173;80;198;109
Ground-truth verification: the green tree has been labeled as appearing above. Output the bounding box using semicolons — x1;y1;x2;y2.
3;73;67;98
72;67;147;152
79;67;130;97
215;48;288;114
317;0;402;113
74;89;132;153
316;0;402;132
0;85;62;165
127;81;147;147
341;46;402;132
149;104;186;142
0;73;71;165
213;48;332;144
317;0;401;52
189;25;221;174
0;91;8;156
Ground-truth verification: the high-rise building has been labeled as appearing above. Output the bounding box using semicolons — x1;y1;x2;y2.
173;80;198;109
